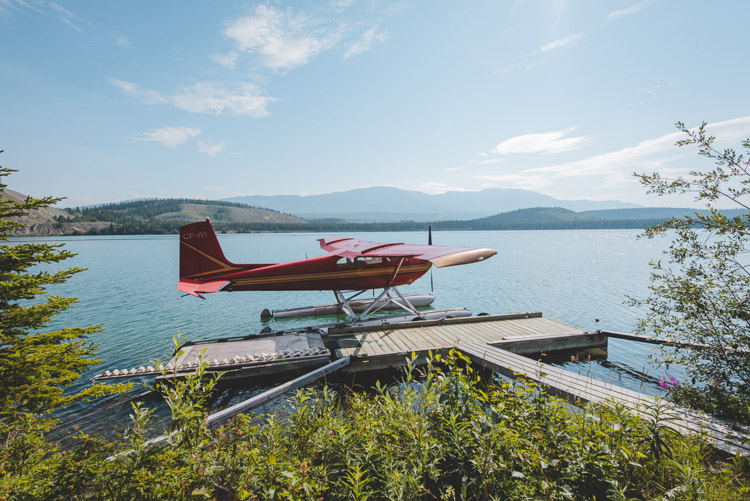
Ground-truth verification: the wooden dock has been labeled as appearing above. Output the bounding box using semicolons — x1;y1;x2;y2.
457;341;750;457
92;312;606;381
328;312;606;373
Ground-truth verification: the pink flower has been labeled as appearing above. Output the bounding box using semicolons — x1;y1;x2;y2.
659;374;680;391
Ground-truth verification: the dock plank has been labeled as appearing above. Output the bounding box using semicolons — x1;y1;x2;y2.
358;332;389;356
374;331;403;354
407;327;447;351
439;322;483;342
379;329;412;354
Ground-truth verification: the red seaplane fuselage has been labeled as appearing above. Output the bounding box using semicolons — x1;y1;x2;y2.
177;219;496;298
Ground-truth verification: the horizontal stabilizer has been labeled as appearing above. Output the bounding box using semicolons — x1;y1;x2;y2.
318;238;496;268
177;279;230;299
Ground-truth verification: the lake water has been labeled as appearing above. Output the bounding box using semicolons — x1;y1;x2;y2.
15;229;679;437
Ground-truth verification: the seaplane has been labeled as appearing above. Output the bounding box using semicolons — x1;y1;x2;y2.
177;219;496;322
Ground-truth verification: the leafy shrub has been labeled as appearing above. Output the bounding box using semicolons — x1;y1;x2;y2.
3;350;748;500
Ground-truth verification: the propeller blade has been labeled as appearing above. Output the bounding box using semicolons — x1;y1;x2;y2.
428;226;434;292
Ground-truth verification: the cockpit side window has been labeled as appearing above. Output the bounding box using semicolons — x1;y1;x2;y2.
337;257;353;269
337;256;386;268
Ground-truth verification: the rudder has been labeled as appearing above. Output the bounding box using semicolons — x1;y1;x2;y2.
179;219;235;279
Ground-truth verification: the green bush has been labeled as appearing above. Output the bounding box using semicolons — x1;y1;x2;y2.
633;122;750;424
3;351;748;500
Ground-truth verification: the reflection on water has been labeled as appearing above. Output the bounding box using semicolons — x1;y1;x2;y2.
14;229;678;438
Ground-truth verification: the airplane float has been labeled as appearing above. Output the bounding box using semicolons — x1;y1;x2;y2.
177;219;496;321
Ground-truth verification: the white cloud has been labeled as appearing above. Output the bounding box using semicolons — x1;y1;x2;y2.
108;78;275;118
2;0;89;31
211;52;239;69
705;115;750;143
171;82;273;117
492;127;590;155
114;33;134;50
198;140;227;157
475;173;554;192
107;78;167;105
608;1;649;20
538;33;582;53
478;116;750;195
331;0;355;12
48;2;88;33
525;118;750;178
477;158;503;166
343;27;387;59
134;126;201;148
414;182;472;195
444;166;467;172
224;4;341;70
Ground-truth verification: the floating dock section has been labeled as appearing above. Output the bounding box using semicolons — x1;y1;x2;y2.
92;312;606;381
457;341;750;457
93;333;330;381
327;312;606;373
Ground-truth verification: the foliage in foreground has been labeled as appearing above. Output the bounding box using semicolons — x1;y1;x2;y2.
0;155;128;422
2;352;748;500
633;123;750;424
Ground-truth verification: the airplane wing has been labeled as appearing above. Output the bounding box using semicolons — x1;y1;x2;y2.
177;279;231;299
318;238;497;268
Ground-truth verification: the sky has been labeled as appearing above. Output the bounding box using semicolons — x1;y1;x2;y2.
1;0;749;208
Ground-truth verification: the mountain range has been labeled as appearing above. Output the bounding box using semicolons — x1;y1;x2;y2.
224;187;640;222
7;185;744;236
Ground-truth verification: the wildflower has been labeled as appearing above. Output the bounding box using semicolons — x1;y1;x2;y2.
659;374;680;391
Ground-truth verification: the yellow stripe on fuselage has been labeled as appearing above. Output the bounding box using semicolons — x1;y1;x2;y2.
181;240;244;278
230;263;431;286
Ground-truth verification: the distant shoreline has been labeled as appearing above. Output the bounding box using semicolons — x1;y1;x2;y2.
12;196;746;236
11;218;667;237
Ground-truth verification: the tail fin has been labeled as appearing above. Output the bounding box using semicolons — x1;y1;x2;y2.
179;219;236;279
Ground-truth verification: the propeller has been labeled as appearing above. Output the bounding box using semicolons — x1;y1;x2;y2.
428;225;434;293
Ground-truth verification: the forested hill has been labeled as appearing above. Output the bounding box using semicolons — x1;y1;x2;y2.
62;198;306;234
428;207;665;231
8;194;737;235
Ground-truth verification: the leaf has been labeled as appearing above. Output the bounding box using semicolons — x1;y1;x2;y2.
191;487;212;497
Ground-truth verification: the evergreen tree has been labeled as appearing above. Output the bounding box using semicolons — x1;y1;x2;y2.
0;151;123;422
